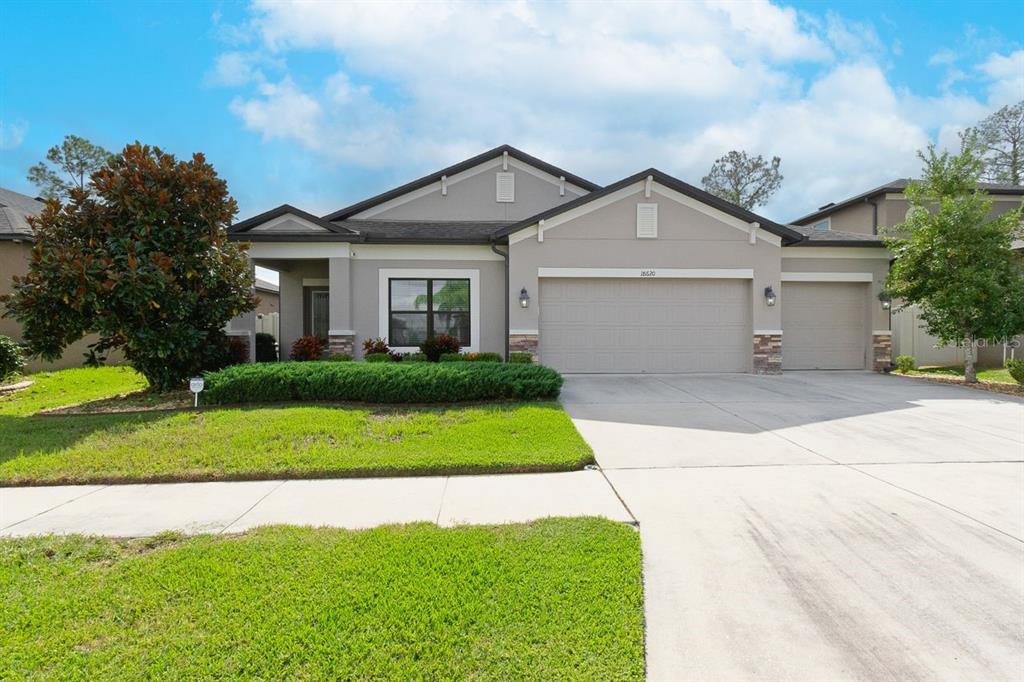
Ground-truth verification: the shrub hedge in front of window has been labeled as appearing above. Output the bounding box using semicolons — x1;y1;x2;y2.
202;361;563;404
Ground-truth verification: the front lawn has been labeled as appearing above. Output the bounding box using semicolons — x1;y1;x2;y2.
908;365;1016;384
0;366;147;417
0;368;592;485
0;519;644;680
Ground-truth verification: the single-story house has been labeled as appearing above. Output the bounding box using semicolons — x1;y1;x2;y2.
792;179;1024;368
255;278;280;315
0;187;124;371
228;145;894;374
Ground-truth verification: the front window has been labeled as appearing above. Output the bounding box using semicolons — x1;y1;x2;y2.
812;218;830;231
389;278;470;346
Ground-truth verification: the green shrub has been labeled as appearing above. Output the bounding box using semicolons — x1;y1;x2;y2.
420;334;461;362
894;355;915;374
255;333;277;362
441;352;502;362
402;352;429;362
0;335;25;381
509;352;534;364
365;352;393;363
326;353;353;362
290;336;327;361
1006;359;1024;385
203;361;564;404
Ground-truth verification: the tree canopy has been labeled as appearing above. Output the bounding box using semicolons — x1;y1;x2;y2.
3;143;256;391
27;134;113;200
960;100;1023;185
883;145;1024;382
701;151;783;209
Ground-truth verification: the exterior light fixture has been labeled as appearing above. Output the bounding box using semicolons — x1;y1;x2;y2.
519;287;531;309
879;291;892;310
764;286;777;307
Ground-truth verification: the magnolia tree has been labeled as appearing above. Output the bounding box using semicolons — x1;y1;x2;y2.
883;146;1024;383
3;143;255;391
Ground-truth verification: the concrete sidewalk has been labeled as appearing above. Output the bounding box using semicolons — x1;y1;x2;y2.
0;470;633;537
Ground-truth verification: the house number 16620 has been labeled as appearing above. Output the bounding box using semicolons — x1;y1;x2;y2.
640;270;657;277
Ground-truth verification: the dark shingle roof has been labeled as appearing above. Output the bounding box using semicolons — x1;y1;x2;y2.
792;178;1024;225
335;220;513;244
322;144;601;222
0;187;44;240
786;224;885;246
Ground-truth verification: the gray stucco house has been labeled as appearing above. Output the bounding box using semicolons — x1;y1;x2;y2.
793;179;1024;368
227;145;894;374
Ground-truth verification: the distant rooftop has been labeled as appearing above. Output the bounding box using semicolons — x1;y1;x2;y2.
0;187;44;241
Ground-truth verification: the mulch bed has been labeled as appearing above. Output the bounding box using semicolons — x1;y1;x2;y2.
892;372;1024;398
38;390;193;416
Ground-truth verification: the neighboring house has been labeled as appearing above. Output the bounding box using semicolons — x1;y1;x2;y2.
255;278;279;314
793;180;1024;368
228;145;893;374
0;187;118;371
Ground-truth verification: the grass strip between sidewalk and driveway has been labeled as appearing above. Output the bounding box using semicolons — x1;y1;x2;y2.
1;519;644;680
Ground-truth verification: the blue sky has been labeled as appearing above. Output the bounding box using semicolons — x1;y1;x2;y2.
2;0;1022;228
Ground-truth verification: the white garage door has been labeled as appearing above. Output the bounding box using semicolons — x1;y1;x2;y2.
539;278;751;373
782;282;867;370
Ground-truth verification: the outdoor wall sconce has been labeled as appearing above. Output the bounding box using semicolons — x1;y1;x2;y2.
764;285;777;307
879;291;892;310
519;287;531;309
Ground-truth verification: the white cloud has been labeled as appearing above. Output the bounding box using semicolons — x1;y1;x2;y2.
214;0;1024;220
978;50;1024;106
0;120;27;150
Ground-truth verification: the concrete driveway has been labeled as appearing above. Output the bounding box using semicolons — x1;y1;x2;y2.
562;371;1024;682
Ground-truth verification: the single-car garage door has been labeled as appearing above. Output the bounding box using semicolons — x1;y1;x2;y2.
539;278;751;373
782;282;866;369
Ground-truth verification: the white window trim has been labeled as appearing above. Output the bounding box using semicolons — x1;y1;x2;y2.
537;267;753;279
781;272;873;282
378;268;480;352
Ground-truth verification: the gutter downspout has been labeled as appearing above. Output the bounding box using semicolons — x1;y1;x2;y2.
491;242;510;361
865;197;879;235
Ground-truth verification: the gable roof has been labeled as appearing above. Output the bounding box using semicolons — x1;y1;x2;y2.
490;168;805;243
322;144;601;222
0;187;44;241
793;178;1024;225
229;204;363;241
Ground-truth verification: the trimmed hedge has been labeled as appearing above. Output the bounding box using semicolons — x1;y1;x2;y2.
365;353;392;363
203;361;563;404
509;352;534;364
1007;359;1024;385
440;352;503;363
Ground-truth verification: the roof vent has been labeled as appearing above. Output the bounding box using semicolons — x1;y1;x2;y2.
636;203;658;239
817;202;835;211
496;172;515;203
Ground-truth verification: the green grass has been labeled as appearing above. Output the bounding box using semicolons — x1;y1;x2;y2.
0;366;147;417
0;520;644;680
908;365;1016;384
0;402;593;485
0;368;592;485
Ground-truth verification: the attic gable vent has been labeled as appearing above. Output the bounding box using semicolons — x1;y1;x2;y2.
496;172;515;202
636;203;658;238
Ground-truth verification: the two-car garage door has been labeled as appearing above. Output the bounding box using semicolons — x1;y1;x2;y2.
539;278;751;373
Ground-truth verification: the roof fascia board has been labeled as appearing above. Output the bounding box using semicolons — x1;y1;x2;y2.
781;246;890;259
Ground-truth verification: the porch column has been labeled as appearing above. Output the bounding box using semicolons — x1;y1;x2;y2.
328;256;354;356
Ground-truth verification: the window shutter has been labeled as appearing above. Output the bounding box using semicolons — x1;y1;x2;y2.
636;203;658;238
496;172;515;202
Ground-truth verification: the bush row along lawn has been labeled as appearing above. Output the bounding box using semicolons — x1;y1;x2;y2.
907;365;1016;384
1;519;645;680
0;368;592;486
203;360;563;404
